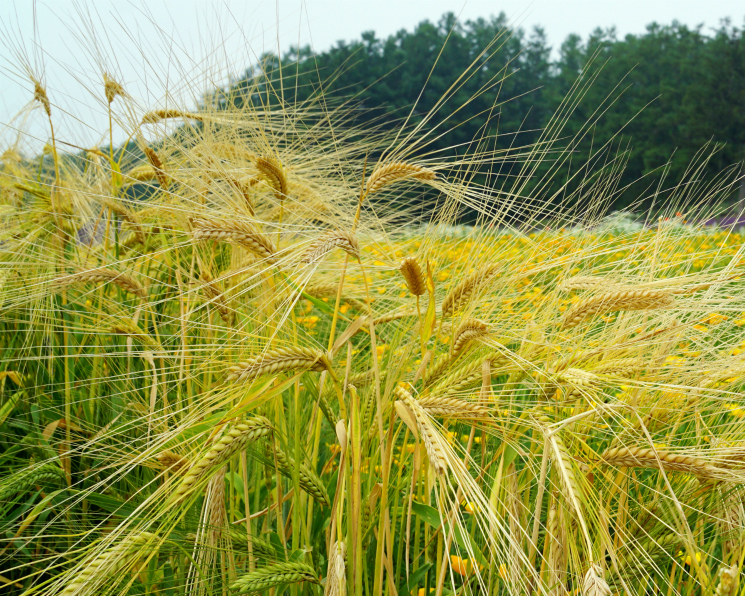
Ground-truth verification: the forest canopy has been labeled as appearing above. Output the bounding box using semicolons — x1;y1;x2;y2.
222;12;745;212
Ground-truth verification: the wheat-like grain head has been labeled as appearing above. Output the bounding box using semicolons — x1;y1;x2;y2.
399;256;426;296
365;161;436;195
191;217;276;261
227;347;333;382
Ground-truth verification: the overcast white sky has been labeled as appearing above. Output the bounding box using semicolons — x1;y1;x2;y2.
1;0;744;153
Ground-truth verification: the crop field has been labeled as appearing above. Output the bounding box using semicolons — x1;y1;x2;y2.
2;47;745;596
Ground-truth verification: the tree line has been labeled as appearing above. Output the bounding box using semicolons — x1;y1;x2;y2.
221;12;745;212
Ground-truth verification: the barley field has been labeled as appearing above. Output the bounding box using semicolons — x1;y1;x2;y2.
1;33;745;596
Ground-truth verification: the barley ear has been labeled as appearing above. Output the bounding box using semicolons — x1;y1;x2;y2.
230;561;320;594
399;256;426;296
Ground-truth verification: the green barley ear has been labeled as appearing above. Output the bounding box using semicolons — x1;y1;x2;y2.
172;417;273;503
230;561;320;594
0;461;66;502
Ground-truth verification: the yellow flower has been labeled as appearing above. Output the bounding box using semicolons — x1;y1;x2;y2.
726;404;745;418
376;344;389;357
450;555;481;576
498;563;508;580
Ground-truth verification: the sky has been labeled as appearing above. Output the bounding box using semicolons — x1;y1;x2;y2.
1;0;744;153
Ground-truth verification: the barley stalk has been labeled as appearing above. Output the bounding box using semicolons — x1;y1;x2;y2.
230;561;319;593
399;257;426;296
365;162;436;195
191;217;276;261
561;289;675;330
172;417;273;502
227;347;333;382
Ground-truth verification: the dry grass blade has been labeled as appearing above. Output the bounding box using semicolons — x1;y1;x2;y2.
230;562;319;594
324;541;346;596
303;231;360;263
561;289;675;330
582;564;611;596
55;268;147;299
227;347;333;382
191;217;276;261
365;161;436;195
715;565;739;596
600;446;721;479
399;256;426;296
172;417;272;502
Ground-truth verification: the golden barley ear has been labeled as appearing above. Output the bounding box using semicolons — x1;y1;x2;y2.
227;347;334;382
417;395;491;421
450;318;489;359
55;267;148;299
394;385;448;476
141;109;203;123
33;80;51;116
600;446;721;479
399;256;426;296
103;73;125;104
143;146;170;188
561;288;675;329
441;264;500;318
255;155;288;200
191;217;276;261
365;161;436;195
324;541;347;596
303;230;360;263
